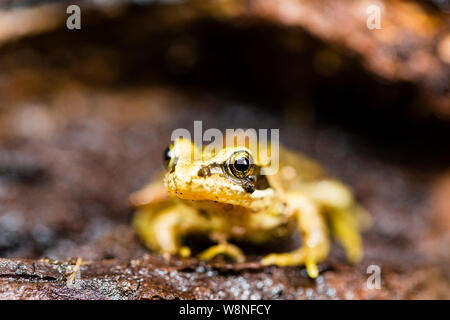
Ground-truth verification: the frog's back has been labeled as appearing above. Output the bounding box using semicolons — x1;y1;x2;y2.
249;142;327;192
221;132;327;192
276;146;328;190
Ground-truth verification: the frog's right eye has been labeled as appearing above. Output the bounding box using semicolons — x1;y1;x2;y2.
163;144;175;170
227;150;254;179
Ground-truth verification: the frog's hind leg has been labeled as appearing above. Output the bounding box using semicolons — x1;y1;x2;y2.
261;194;330;278
328;206;366;263
305;179;370;264
129;177;169;206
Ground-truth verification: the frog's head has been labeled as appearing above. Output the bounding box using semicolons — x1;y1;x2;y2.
163;138;276;210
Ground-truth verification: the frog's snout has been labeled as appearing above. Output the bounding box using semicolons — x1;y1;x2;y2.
165;163;202;198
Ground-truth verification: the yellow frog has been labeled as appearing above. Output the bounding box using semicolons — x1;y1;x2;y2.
131;136;369;278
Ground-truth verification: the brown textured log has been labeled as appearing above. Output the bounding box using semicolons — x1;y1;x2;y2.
0;255;448;300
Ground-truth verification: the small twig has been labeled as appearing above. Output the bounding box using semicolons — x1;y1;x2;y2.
66;257;83;289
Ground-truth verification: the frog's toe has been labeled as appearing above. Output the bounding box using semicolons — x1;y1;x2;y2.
197;243;245;263
305;258;319;279
178;246;191;258
261;249;321;279
261;249;306;267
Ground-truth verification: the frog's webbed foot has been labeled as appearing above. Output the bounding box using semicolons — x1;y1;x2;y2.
261;194;330;279
197;243;245;263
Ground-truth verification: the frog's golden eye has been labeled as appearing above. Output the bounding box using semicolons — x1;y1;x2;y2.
163;144;175;170
227;151;254;179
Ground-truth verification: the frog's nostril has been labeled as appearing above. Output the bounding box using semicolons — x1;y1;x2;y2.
197;165;211;177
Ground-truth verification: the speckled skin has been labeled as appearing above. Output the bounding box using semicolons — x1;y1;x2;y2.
131;137;369;278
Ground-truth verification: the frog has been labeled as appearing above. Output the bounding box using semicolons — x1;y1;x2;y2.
130;135;370;278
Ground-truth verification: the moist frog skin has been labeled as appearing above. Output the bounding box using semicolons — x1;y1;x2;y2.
131;136;370;278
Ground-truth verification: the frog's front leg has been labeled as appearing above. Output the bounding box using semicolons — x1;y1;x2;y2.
197;241;245;263
133;203;245;262
133;202;210;258
261;194;330;278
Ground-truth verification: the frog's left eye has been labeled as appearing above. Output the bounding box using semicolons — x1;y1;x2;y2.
163;144;176;170
227;151;254;179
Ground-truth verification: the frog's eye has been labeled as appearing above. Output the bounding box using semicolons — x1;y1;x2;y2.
163;144;176;170
227;151;254;179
